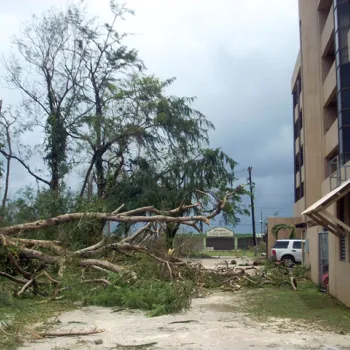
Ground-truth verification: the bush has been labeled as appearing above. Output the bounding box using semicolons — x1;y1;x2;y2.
81;279;193;317
291;264;310;278
63;274;193;317
59;254;194;317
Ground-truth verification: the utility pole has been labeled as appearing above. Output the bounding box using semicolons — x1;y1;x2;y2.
248;167;257;256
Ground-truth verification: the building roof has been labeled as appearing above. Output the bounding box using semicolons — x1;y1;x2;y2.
302;179;350;215
302;179;350;237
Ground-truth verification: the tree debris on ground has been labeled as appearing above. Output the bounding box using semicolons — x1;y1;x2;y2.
0;192;306;309
0;194;232;300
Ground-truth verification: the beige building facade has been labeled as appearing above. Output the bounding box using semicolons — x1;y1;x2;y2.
286;0;350;307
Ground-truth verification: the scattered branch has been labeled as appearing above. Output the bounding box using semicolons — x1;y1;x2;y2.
121;222;152;243
38;328;104;338
81;279;111;286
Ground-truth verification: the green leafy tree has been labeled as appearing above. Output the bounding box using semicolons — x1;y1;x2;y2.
108;147;249;248
271;224;296;240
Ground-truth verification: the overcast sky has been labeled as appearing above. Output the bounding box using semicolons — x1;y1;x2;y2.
0;0;300;232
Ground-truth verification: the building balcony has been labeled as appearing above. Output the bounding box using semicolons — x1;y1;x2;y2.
291;51;301;91
321;4;334;57
294;103;299;122
295;138;300;154
328;154;350;190
296;171;300;188
323;61;336;106
325;118;338;157
317;0;333;11
301;165;305;183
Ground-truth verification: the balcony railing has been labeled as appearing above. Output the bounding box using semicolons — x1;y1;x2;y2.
329;153;350;190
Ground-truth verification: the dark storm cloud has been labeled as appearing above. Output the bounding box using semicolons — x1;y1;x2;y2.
202;45;295;176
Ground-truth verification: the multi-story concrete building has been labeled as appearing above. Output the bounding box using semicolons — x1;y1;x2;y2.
288;0;350;307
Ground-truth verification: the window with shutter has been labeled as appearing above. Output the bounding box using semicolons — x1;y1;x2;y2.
340;234;346;261
338;197;346;261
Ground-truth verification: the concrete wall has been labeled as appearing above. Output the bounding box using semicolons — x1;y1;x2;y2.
303;226;320;283
267;217;302;254
298;0;324;208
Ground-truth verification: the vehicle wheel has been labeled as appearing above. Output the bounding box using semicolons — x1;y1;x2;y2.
281;255;295;267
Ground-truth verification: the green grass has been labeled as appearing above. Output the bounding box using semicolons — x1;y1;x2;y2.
203;250;256;257
0;290;74;349
241;281;350;333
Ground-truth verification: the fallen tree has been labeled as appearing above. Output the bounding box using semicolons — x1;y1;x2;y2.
0;187;305;318
0;192;234;297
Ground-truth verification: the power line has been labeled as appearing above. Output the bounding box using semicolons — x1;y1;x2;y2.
255;207;291;210
258;193;294;196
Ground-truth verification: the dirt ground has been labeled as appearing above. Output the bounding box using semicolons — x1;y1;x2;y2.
18;257;350;350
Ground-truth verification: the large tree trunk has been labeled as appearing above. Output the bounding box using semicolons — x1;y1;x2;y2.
95;153;106;198
44;63;67;193
165;223;180;249
46;112;67;193
0;193;234;237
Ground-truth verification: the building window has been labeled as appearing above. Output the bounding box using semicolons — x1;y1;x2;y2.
334;1;350;157
340;234;346;261
338;197;345;221
295;186;301;203
300;182;305;198
348;232;350;262
300;145;304;166
295;153;300;172
294;121;300;140
292;91;297;110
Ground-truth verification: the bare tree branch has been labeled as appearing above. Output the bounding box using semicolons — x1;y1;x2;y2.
0;150;51;187
121;222;152;243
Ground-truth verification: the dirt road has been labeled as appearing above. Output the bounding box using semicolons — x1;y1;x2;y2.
19;257;350;350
